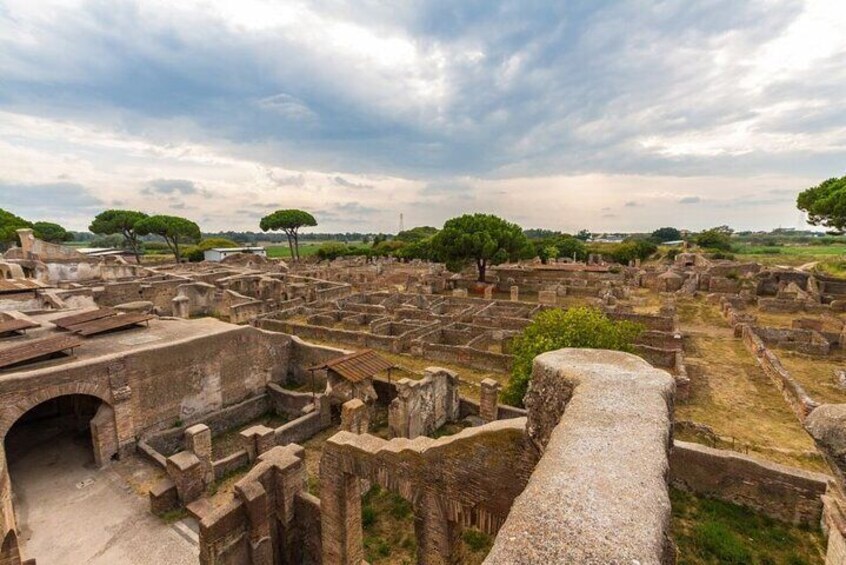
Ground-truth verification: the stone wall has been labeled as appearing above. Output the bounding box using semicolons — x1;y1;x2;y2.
388;368;460;438
742;325;819;422
486;349;675;564
320;418;536;564
670;440;828;525
199;445;320;565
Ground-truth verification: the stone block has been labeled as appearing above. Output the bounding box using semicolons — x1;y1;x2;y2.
537;290;557;305
149;478;179;516
167;451;205;504
510;286;519;301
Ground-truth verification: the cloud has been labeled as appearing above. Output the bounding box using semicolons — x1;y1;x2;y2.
679;196;702;204
332;176;374;190
143;179;199;195
0;181;102;223
0;0;842;232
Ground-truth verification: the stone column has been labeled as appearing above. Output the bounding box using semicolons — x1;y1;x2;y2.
340;399;369;434
320;464;363;564
483;286;493;300
510;286;519;301
172;295;190;318
414;491;463;565
235;481;273;565
167;451;205;504
240;425;276;463
480;379;501;422
185;424;214;484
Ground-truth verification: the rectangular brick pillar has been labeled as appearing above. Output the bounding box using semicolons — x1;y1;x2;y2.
483;286;493;300
414;491;463;565
480;379;501;422
510;286;519;301
240;425;276;463
185;424;214;484
320;451;363;564
340;399;369;435
166;451;205;504
89;403;118;467
235;481;273;565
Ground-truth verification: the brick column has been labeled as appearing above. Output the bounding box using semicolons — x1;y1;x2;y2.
480;379;501;422
320;450;363;564
108;362;136;457
340;399;369;434
185;424;214;484
240;425;276;463
414;491;463;565
510;286;519;301
483;286;493;300
167;451;205;504
235;481;273;565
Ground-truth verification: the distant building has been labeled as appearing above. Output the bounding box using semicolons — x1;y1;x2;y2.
203;247;267;262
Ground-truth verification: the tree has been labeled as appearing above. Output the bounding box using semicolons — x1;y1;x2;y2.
32;221;72;243
259;209;317;261
575;229;592;241
316;241;349;262
430;213;529;282
0;209;32;249
651;227;682;243
184;237;240;262
395;226;438;243
695;226;733;251
797;176;846;233
89;210;149;264
608;238;658;264
135;214;201;263
501;307;643;407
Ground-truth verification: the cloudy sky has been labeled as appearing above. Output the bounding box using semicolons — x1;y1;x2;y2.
1;0;845;234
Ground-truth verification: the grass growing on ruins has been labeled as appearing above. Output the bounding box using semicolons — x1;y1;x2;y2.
675;299;826;472
362;485;417;564
777;350;846;405
671;488;825;564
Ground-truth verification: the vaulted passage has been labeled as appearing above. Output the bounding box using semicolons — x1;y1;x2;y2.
3;394;197;564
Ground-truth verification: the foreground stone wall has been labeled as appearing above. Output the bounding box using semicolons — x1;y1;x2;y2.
486;349;675;564
320;418;536;564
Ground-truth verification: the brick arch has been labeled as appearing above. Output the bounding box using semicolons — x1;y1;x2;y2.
0;381;113;442
0;527;20;565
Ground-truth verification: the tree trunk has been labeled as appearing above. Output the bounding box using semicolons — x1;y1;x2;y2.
286;233;295;261
293;230;300;261
477;259;486;282
173;238;181;263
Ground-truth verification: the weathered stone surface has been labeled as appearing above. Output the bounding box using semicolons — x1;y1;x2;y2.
487;348;675;564
806;404;846;491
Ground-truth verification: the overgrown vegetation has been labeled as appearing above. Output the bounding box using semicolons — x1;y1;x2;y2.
501;307;643;406
671;488;825;564
361;485;416;564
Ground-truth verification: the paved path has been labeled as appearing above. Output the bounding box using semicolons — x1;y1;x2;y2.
8;429;198;565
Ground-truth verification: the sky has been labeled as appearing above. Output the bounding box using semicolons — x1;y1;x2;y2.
1;0;845;234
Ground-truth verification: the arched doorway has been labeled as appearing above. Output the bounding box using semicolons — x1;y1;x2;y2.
3;394;118;562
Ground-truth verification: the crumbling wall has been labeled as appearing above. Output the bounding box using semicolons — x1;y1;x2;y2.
670;440;827;525
320;418;536;564
388;368;460;438
742;325;819;422
199;445;320;565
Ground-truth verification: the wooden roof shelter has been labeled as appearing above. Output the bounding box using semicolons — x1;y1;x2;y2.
52;308;117;330
0;319;39;338
0;334;84;370
308;349;395;383
68;312;154;337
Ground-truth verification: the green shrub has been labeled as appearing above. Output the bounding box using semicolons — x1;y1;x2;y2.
462;528;492;553
185;237;240;262
362;505;376;529
501;307;643;407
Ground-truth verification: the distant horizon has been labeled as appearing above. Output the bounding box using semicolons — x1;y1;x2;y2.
2;1;844;233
